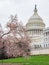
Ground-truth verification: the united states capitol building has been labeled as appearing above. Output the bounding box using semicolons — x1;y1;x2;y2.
26;5;49;55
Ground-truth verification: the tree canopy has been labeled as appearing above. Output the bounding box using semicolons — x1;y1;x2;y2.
0;15;31;59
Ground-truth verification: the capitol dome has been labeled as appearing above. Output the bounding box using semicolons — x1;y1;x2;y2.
26;5;45;30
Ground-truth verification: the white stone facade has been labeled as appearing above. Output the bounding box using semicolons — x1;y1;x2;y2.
26;5;49;55
43;28;49;48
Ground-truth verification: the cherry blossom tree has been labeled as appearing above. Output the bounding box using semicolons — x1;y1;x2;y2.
0;24;4;59
0;15;30;59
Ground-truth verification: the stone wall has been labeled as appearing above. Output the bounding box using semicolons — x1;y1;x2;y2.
30;48;49;55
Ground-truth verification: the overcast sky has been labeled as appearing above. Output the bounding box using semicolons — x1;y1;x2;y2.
0;0;49;28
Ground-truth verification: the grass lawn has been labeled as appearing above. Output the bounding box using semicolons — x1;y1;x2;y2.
0;55;49;65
